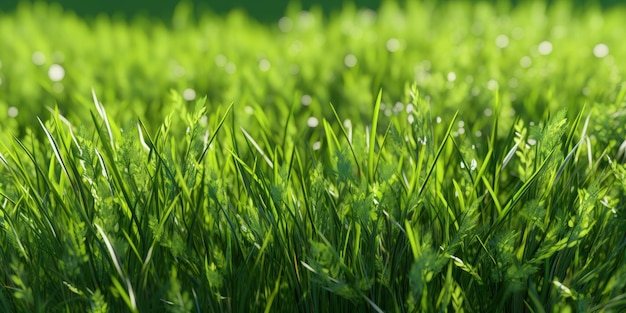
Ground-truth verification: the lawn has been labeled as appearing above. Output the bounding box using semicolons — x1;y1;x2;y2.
1;1;626;312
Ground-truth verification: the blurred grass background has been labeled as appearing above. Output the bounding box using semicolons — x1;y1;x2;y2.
1;0;624;22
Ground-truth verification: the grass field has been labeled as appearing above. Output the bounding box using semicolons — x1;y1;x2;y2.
1;1;626;312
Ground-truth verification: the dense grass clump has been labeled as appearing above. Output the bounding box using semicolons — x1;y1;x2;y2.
1;1;626;312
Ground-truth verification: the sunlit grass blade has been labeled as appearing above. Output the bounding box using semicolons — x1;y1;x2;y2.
368;90;383;183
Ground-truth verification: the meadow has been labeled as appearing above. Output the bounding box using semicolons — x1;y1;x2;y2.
1;1;626;312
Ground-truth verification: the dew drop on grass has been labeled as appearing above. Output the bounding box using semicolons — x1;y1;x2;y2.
215;54;227;67
436;116;442;124
475;131;482;137
386;38;401;52
458;120;465;128
487;79;499;90
307;116;319;128
470;159;477;171
244;106;254;115
259;59;271;72
8;106;18;118
32;51;46;65
407;115;414;124
538;41;553;55
48;64;65;81
301;94;312;106
447;72;456;82
173;65;185;77
405;103;414;113
593;43;609;58
183;88;196;101
393;102;404;113
520;56;532;68
343;119;352;128
298;11;314;28
484;108;493;117
278;16;293;32
495;34;509;48
312;141;321;150
344;54;357;68
225;62;237;74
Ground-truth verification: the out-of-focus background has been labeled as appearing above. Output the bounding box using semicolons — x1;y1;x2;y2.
0;0;623;22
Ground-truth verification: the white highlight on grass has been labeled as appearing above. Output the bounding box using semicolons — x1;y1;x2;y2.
244;106;254;114
32;51;46;65
137;123;151;151
344;54;357;68
386;38;400;52
0;152;7;168
407;115;414;124
508;78;519;88
447;72;456;82
301;94;312;106
484;108;493;116
593;43;609;58
520;56;532;68
259;59;271;72
538;41;553;55
470;159;477;171
8;106;18;118
278;16;293;32
343;119;353;143
436;116;442;124
92;89;115;151
94;223;137;310
405;103;414;113
502;140;520;170
48;64;65;81
307;116;319;128
495;34;509;48
183;88;196;101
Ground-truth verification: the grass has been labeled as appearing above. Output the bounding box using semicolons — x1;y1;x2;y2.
1;0;626;312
